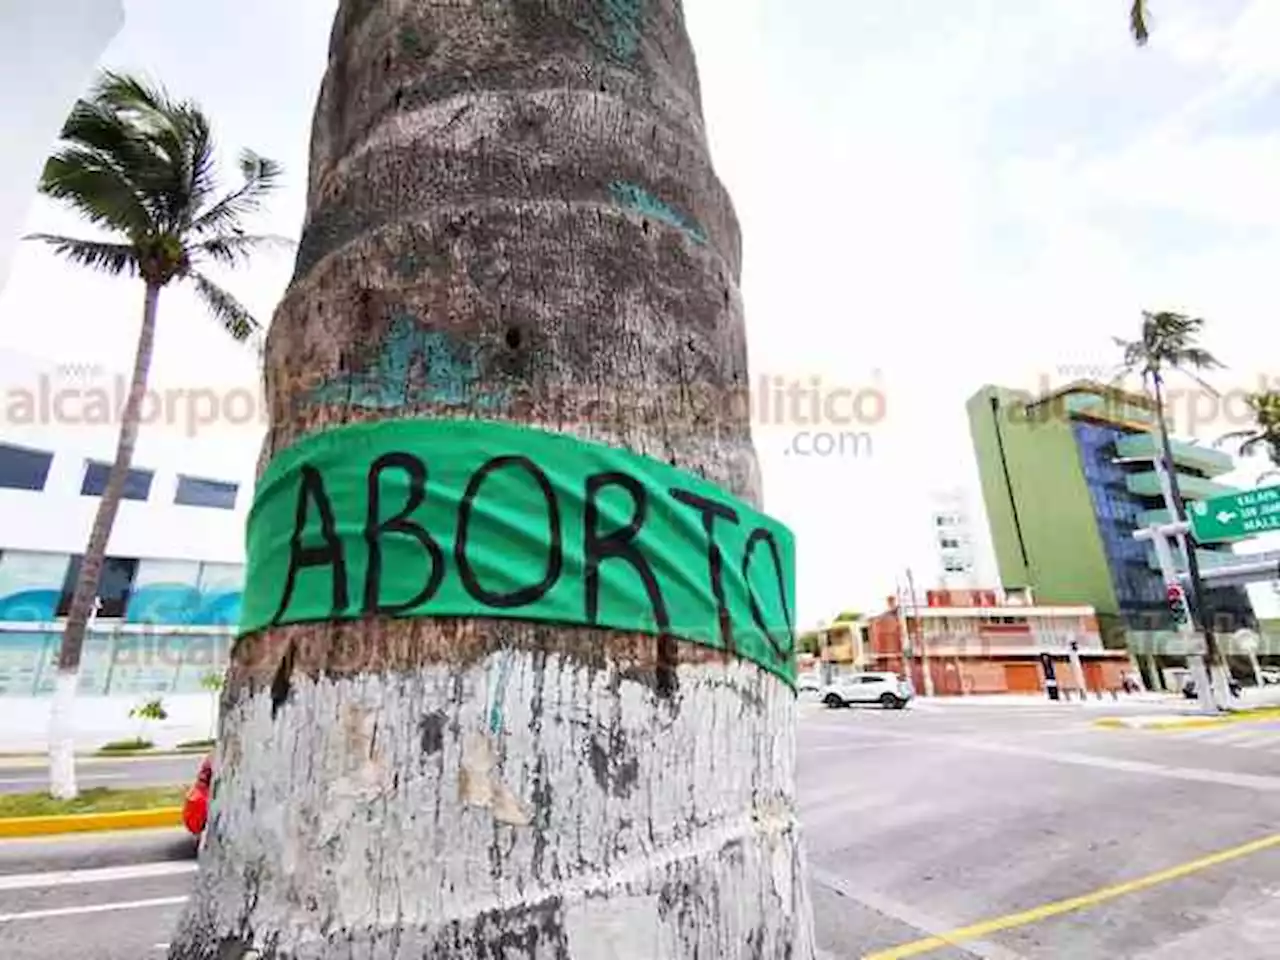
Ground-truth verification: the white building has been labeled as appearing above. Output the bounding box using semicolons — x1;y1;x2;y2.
0;0;125;296
930;488;980;589
0;345;262;698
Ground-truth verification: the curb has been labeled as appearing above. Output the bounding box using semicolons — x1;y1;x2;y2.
1093;707;1280;732
0;806;183;838
0;750;208;768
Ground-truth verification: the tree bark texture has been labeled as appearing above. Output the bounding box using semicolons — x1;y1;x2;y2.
48;281;161;799
170;2;814;956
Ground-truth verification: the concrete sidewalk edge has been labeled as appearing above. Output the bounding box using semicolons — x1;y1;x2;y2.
0;806;183;838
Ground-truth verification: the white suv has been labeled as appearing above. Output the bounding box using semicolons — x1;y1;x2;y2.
822;672;913;710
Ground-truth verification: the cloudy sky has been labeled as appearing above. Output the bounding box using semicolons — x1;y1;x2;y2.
2;0;1279;626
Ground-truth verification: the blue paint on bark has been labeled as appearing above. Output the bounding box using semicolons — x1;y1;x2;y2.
608;181;707;244
307;313;509;410
488;649;515;734
577;0;643;61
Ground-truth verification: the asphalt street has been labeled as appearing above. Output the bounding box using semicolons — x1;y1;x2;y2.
0;755;205;795
2;697;1279;958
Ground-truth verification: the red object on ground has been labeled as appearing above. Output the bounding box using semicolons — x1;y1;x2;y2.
182;754;212;835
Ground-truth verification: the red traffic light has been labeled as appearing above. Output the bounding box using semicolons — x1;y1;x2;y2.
1166;584;1184;602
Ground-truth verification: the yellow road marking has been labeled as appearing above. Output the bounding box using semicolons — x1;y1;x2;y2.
1094;706;1280;732
862;832;1280;960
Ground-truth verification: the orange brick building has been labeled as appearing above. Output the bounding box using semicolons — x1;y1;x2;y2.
868;588;1132;696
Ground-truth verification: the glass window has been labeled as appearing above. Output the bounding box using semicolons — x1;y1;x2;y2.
1073;420;1187;626
81;461;153;501
174;475;239;510
0;444;54;491
56;555;139;619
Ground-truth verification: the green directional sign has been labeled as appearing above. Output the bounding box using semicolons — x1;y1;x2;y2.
1188;484;1280;544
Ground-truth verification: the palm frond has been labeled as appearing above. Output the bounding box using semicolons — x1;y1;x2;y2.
1215;429;1253;447
39;149;154;238
189;150;283;238
90;71;182;129
1131;1;1150;46
190;233;293;268
188;272;259;340
54;99;170;227
79;71;220;234
1177;347;1222;372
24;234;139;277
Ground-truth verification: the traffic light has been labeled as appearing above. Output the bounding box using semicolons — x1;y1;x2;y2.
1166;583;1189;626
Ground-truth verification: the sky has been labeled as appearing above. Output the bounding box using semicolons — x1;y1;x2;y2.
2;0;1280;628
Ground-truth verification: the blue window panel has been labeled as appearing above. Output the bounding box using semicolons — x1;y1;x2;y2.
56;555;139;619
81;461;153;501
1072;420;1256;631
174;475;238;510
0;444;53;491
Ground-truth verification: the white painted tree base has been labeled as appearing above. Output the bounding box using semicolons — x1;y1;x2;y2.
169;650;815;958
47;669;79;800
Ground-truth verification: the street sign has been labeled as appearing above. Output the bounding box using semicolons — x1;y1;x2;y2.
1187;484;1280;544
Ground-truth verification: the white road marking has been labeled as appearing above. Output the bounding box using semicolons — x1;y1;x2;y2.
0;860;196;891
0;774;130;786
0;896;187;923
867;729;1280;791
1208;729;1275;748
810;866;1027;960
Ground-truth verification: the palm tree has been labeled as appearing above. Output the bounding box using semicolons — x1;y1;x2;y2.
28;70;281;799
167;3;815;957
1217;392;1280;469
1114;310;1225;702
1130;0;1151;45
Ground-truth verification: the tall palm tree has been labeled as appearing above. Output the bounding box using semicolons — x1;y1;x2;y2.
1114;310;1225;701
27;70;281;798
168;2;815;957
1130;1;1152;45
1217;392;1280;469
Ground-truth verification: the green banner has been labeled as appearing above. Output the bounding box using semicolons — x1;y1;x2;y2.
241;419;796;686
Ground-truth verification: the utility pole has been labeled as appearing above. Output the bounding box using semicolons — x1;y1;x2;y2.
1134;521;1218;715
905;568;934;696
1068;639;1086;698
1150;454;1228;709
895;580;912;687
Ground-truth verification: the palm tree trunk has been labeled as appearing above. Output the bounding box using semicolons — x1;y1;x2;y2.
168;3;815;957
1151;373;1223;703
48;281;161;799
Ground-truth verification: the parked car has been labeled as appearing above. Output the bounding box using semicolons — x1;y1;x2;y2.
182;754;212;855
822;672;913;710
1182;677;1242;700
1259;669;1280;686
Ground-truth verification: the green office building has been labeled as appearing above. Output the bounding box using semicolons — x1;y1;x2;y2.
967;381;1256;656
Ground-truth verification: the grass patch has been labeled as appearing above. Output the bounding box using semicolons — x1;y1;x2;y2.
0;786;186;819
174;739;215;751
96;737;154;754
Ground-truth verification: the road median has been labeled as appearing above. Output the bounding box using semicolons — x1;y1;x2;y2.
1094;705;1280;731
0;786;186;838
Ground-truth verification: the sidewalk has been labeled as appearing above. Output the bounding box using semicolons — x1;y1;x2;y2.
0;693;215;755
910;692;1176;708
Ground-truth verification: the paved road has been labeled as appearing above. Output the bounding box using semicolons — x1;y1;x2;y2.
2;698;1278;958
0;756;204;795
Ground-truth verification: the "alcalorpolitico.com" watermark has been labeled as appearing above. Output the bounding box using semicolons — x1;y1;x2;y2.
1002;369;1280;438
3;368;890;438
